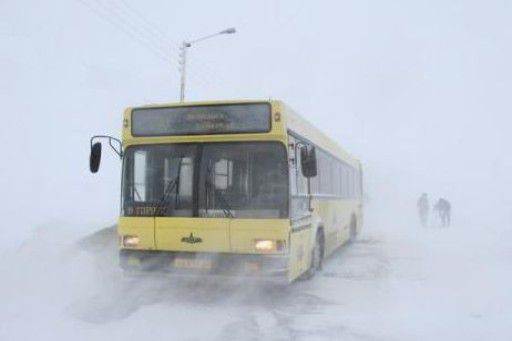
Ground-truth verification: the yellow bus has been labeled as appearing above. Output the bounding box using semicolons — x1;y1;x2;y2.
89;100;363;282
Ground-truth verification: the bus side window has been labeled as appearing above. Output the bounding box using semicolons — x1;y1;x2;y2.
350;167;356;198
340;163;347;197
336;162;342;196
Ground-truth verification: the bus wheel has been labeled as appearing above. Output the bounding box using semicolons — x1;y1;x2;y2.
304;232;323;279
349;217;357;243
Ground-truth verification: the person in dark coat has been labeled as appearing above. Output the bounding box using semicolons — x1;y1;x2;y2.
433;198;451;227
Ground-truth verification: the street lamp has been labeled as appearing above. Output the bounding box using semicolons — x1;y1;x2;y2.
178;27;236;102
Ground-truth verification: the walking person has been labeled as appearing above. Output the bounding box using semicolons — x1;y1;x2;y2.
433;198;451;227
417;193;429;227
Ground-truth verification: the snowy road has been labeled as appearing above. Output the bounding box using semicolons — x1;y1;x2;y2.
1;219;511;341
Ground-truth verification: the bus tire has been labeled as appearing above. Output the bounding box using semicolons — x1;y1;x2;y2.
304;230;324;280
349;216;357;243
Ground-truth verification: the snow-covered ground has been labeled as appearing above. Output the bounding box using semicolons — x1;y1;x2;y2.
2;1;511;340
1;208;510;341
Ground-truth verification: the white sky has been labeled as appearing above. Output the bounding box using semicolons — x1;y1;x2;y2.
1;0;511;246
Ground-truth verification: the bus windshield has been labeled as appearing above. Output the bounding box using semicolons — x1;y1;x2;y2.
121;142;288;218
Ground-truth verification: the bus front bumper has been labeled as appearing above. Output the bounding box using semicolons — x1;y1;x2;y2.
119;249;289;282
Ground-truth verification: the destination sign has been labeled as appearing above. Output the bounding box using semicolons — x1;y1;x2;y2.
131;103;271;136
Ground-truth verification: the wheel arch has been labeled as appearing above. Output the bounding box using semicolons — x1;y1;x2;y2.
315;223;325;259
349;212;358;241
350;212;357;229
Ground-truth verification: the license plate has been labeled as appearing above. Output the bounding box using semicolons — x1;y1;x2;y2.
127;257;141;267
173;258;212;270
245;262;261;272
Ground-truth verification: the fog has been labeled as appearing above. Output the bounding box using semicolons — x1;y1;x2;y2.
1;0;511;340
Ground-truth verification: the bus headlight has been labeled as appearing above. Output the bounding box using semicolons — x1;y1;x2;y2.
254;240;286;252
122;235;139;248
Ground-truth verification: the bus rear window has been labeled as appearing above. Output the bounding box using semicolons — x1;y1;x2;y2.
131;103;271;136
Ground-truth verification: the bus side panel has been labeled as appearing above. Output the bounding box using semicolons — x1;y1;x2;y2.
332;200;355;247
288;227;312;281
229;219;289;253
118;217;155;250
313;198;362;257
311;198;344;256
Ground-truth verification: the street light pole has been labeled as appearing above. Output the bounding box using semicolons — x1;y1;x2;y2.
178;27;236;102
179;41;190;102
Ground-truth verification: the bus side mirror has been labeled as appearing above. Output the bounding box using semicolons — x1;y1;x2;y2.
90;142;102;173
300;145;317;178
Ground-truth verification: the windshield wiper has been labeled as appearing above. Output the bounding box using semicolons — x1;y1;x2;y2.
205;180;234;218
205;162;234;218
153;178;178;217
126;182;143;201
154;156;184;217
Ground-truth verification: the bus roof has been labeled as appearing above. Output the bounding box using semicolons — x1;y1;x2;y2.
132;99;266;109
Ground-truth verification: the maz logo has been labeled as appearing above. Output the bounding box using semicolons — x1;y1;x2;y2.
181;233;203;244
